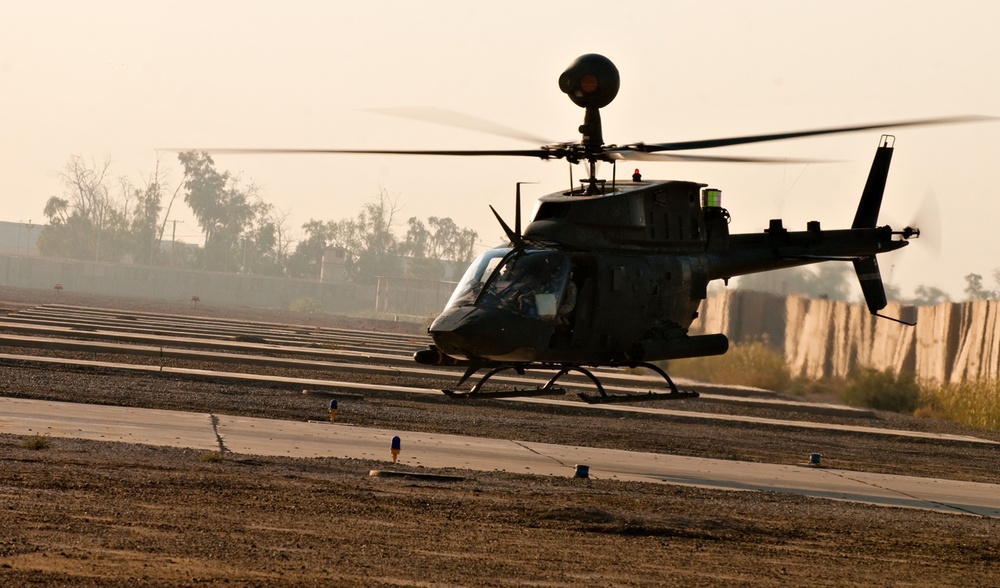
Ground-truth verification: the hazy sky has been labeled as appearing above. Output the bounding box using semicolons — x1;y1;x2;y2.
2;1;998;299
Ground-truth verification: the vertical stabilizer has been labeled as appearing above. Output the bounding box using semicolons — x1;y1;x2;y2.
852;135;894;229
852;136;905;321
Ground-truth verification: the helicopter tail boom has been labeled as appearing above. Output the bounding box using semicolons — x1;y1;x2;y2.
717;136;915;321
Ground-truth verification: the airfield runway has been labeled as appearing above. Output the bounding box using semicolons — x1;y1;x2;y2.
2;287;1000;586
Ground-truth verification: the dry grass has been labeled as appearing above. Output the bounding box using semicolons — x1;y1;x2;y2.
840;368;920;414
667;344;1000;428
918;379;1000;430
667;341;792;392
21;434;52;450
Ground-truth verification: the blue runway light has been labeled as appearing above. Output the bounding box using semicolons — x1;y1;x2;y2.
391;435;401;463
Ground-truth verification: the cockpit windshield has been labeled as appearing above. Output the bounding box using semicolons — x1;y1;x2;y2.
444;247;571;321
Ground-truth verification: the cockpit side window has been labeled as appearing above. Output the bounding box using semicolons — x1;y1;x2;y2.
443;248;575;322
477;251;569;320
443;247;510;309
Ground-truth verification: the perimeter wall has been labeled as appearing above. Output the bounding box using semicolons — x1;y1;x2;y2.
0;255;450;318
690;290;1000;384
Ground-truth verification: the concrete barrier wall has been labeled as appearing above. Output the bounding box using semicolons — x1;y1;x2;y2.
0;254;459;317
692;290;1000;383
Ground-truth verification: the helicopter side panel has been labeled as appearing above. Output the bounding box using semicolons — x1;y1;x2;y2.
570;252;702;362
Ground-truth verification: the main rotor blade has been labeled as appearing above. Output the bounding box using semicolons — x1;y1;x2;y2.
365;106;555;145
170;147;558;158
630;115;995;153
607;150;830;164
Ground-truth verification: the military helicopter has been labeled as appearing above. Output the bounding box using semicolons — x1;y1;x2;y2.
211;54;988;403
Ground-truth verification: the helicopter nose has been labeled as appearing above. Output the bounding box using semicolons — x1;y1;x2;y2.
429;307;522;360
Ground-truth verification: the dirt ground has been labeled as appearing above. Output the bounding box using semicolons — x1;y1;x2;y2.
2;286;1000;586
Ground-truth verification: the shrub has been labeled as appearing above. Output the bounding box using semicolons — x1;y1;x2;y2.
840;367;920;413
22;435;52;450
287;297;322;313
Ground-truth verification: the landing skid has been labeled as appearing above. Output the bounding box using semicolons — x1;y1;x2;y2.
441;362;698;403
442;365;566;400
442;387;566;400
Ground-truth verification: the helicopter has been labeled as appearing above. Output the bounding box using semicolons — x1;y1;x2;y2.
206;54;989;403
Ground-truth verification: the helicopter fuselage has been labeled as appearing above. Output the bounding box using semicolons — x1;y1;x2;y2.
420;169;908;368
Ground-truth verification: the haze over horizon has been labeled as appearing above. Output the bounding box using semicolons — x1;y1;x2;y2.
3;1;998;300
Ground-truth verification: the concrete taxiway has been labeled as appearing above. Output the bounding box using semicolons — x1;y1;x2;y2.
3;397;999;518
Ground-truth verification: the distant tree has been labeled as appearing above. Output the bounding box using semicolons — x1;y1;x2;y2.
155;175;187;263
286;219;334;279
37;155;163;264
883;282;902;302
401;217;430;258
36;208;94;260
269;207;295;273
737;262;852;301
811;263;853;300
288;191;479;283
325;190;402;284
42;196;70;224
179;151;230;269
116;170;163;265
964;273;998;301
910;285;950;306
401;216;478;262
36;155;112;261
427;217;478;262
178;151;268;272
239;198;286;276
62;154;112;221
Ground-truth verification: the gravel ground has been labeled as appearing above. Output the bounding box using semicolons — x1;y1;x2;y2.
2;285;1000;586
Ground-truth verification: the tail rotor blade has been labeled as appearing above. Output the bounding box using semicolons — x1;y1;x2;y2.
910;190;942;257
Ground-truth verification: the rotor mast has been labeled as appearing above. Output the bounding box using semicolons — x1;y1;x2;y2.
580;107;604;193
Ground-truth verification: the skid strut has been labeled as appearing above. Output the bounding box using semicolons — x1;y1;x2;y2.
442;365;566;399
576;362;698;404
